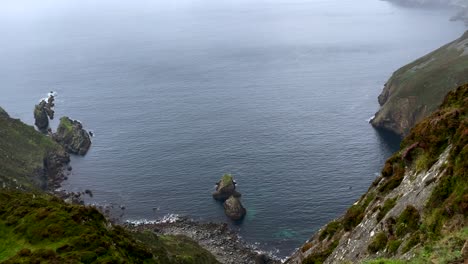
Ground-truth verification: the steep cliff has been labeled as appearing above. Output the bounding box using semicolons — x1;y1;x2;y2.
288;84;467;263
370;31;468;137
0;107;69;190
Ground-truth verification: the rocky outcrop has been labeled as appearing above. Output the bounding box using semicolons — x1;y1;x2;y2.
53;117;92;155
212;174;241;201
370;31;468;137
224;196;247;221
33;95;55;132
288;84;468;263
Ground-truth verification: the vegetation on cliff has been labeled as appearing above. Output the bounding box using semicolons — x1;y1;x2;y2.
0;107;67;190
0;191;219;264
288;84;467;264
370;31;468;136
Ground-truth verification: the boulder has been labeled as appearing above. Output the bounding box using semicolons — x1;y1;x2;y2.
223;196;246;221
212;174;241;201
53;117;91;155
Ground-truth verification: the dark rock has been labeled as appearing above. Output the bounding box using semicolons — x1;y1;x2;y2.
34;101;50;132
84;189;93;197
255;254;276;264
43;148;70;189
223;196;246;221
213;174;241;201
34;95;55;132
53;117;92;155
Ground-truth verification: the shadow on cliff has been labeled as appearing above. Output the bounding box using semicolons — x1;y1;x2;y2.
373;127;402;154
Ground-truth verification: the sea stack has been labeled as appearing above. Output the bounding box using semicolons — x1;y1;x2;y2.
53;117;92;155
212;174;241;201
33;95;55;132
223;195;246;221
213;174;247;220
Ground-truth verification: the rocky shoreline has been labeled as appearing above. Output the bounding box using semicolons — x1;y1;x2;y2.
128;217;281;264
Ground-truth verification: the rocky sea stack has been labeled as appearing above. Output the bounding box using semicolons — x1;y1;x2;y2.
33;95;55;132
224;196;247;221
53;117;92;155
213;174;247;220
212;174;241;201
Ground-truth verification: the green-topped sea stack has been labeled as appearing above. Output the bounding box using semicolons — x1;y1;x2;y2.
212;174;241;201
53;117;92;156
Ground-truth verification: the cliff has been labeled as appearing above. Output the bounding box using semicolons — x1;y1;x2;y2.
287;84;467;263
0;107;69;190
370;31;468;137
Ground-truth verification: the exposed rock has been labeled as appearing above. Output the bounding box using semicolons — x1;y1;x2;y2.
53;117;92;155
370;31;468;136
213;174;241;201
34;101;50;132
223;196;246;221
34;95;55;132
43;148;70;189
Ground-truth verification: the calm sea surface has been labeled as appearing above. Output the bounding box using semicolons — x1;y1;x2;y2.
0;0;465;257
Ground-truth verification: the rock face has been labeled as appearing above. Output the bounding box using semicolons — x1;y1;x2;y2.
212;174;241;201
223;196;247;221
370;31;468;137
53;117;91;155
33;95;55;132
287;85;468;264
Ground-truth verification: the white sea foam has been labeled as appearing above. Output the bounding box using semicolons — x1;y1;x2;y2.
366;115;375;122
39;91;58;103
126;214;180;226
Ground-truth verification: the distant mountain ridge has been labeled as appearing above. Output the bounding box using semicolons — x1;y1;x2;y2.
386;0;468;25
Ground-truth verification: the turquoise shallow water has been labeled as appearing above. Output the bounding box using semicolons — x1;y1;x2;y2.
0;0;465;257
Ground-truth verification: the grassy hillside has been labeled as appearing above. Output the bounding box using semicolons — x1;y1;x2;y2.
0;107;67;190
371;31;468;136
0;191;219;264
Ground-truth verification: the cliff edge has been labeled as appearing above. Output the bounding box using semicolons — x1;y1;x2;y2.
370;31;468;137
288;84;467;263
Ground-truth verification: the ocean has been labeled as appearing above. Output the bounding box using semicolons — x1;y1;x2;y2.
0;0;465;257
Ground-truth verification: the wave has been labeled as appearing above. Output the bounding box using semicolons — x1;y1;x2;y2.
125;213;180;226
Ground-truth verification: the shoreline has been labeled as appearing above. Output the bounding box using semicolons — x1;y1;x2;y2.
127;217;282;264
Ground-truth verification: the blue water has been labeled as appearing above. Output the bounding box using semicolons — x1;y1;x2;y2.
0;0;465;257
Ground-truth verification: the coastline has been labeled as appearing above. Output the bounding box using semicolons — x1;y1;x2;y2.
127;217;282;264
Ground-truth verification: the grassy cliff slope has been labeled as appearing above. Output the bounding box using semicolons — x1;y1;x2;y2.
370;31;468;136
0;107;68;190
288;84;467;263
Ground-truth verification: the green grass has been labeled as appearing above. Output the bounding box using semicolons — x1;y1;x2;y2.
0;107;63;190
372;32;468;135
376;197;398;222
319;221;341;240
0;191;218;264
368;232;388;253
220;174;233;186
132;232;219;264
302;239;339;264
